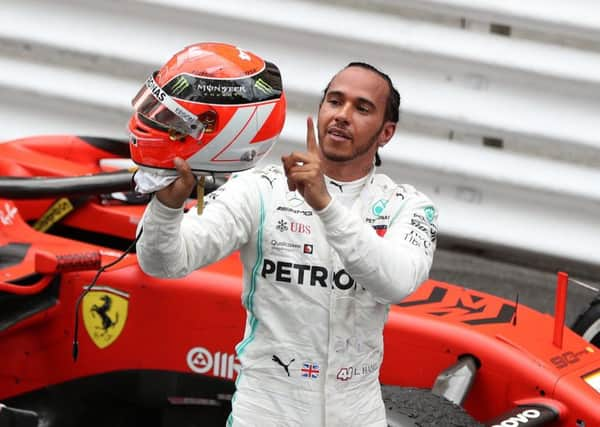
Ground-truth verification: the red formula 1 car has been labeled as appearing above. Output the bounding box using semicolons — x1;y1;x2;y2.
1;135;600;427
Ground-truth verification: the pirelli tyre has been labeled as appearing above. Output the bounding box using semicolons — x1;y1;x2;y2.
571;298;600;347
382;386;482;427
0;403;39;427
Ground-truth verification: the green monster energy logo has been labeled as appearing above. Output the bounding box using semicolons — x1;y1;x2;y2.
171;76;190;96
254;78;273;95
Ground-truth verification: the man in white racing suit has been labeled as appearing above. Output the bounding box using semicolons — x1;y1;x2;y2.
137;62;438;426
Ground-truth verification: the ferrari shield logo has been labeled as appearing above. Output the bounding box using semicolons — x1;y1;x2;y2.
82;287;129;349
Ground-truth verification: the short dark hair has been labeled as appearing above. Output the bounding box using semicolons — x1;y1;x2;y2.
320;62;401;124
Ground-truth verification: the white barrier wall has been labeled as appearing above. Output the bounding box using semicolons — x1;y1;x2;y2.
1;0;599;268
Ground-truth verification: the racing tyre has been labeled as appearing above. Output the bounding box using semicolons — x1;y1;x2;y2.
0;404;39;427
382;386;482;427
572;299;600;347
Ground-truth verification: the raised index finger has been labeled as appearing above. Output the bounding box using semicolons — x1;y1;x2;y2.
306;116;318;154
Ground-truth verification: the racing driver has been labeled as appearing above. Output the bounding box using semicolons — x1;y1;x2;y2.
136;59;439;426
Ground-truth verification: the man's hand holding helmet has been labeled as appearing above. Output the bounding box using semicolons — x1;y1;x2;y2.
155;157;196;209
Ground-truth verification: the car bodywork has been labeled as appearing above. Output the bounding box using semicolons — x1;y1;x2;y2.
0;136;599;426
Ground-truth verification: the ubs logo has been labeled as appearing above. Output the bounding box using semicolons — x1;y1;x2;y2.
277;220;311;234
290;222;311;234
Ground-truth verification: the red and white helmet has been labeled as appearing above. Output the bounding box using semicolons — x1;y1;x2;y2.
128;42;286;175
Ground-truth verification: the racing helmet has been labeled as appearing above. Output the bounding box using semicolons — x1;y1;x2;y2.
128;42;286;175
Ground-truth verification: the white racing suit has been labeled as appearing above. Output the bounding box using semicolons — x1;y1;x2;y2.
137;165;438;427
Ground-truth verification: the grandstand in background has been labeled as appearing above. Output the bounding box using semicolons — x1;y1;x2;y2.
0;0;599;275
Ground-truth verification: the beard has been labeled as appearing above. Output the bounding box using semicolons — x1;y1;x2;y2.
318;120;384;163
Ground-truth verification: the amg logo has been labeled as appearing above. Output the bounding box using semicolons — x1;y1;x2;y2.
261;259;356;290
277;206;312;216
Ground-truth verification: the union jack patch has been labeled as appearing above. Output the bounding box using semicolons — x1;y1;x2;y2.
301;362;320;379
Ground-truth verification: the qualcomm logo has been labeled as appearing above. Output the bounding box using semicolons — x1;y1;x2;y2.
186;346;240;380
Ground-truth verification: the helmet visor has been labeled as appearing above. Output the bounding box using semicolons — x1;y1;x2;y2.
131;72;204;139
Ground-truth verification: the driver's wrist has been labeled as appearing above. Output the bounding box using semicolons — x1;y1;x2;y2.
154;193;185;210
